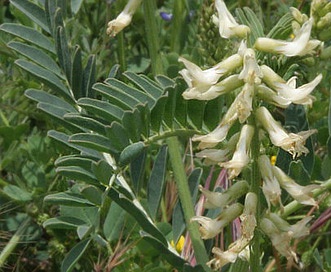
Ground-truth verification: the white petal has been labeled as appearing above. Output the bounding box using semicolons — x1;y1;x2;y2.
215;0;250;38
273;166;319;206
220;125;254;179
254;19;320;56
255;107;317;157
275;74;322;103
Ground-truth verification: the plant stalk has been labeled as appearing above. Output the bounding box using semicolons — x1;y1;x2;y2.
0;217;31;269
143;0;163;75
250;121;262;272
166;136;211;271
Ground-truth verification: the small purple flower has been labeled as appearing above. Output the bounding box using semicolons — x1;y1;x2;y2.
160;11;173;21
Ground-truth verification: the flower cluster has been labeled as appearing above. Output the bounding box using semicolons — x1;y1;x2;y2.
180;0;323;269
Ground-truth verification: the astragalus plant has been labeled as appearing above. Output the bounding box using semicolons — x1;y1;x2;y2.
1;0;331;271
177;0;331;271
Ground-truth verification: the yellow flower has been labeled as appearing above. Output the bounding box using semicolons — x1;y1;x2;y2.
170;235;185;253
270;155;277;166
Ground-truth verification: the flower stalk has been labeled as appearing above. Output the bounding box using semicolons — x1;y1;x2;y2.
166;136;211;271
142;0;163;75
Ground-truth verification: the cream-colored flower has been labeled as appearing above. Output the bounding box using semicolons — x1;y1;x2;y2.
260;65;286;87
255;106;317;158
254;19;321;56
258;155;283;210
256;84;292;108
240;192;257;240
220;125;254;179
179;54;243;99
261;64;322;106
260;218;297;261
206;193;256;269
192;123;233;149
207;247;238;269
268;213;312;239
234;83;254;123
288;216;313;239
213;0;250;38
182;74;244;100
238;48;262;84
199;180;249;209
107;0;142;37
191;203;243;239
272;166;319;206
192;96;239;148
273;74;322;106
196;133;240;164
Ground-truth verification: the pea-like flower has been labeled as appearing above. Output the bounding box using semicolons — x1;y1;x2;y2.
268;213;312;239
258;155;283;210
199;180;249;209
255;106;317;158
192;96;239;148
220;125;254;179
260;218;297;261
273;74;322;106
256;85;292;108
273;166;319;206
207;193;257;269
254;18;321;56
179;54;243;98
196;133;240;164
213;0;250;39
191;203;243;239
238;48;262;84
107;0;142;37
182;74;244;100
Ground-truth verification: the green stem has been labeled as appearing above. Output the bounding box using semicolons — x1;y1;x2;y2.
250;121;262;272
143;0;163;75
146;129;199;143
166;136;211;271
170;0;188;54
0;217;31;268
117;31;127;71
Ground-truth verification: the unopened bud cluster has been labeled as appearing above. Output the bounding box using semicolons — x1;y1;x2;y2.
180;0;323;269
